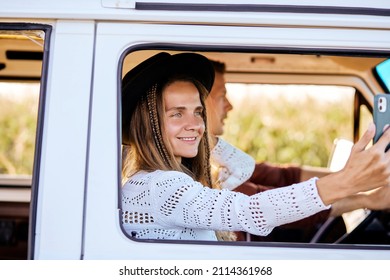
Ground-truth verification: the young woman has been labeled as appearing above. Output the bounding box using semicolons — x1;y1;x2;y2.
121;52;390;241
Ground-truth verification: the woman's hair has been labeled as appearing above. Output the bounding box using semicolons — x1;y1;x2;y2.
122;75;213;187
122;74;236;241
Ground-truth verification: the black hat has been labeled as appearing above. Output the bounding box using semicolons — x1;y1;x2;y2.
122;52;215;145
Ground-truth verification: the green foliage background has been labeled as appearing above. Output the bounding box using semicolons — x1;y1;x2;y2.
222;85;366;168
0;94;38;175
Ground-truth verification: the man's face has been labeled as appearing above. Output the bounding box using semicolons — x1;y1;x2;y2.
206;71;233;136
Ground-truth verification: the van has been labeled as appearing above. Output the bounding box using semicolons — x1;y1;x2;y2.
1;0;390;260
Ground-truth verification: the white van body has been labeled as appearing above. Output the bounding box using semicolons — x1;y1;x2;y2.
1;0;390;259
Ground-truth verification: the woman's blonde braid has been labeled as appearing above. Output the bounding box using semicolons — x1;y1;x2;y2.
146;84;171;167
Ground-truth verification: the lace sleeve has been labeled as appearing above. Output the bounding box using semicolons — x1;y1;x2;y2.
151;171;329;236
211;137;255;190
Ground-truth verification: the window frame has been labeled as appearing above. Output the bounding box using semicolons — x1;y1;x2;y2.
0;23;51;259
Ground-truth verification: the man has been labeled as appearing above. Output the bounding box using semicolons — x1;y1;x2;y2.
206;59;390;242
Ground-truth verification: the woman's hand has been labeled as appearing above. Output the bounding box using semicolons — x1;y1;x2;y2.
317;123;390;205
341;123;390;191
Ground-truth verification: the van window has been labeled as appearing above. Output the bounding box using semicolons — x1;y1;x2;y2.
0;25;47;259
121;49;389;246
223;84;356;168
374;59;390;92
0;82;39;175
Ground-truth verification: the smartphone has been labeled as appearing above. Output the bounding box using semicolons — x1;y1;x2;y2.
373;94;390;151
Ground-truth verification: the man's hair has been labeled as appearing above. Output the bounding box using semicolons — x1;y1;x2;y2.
210;60;226;74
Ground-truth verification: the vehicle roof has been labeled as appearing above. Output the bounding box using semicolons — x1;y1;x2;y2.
1;0;390;29
0;31;387;83
1;1;389;86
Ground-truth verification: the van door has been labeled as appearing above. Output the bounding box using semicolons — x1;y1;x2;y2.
30;20;95;260
83;21;390;259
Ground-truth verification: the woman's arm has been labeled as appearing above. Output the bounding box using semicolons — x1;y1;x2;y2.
210;137;255;190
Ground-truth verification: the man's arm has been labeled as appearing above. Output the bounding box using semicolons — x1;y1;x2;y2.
300;165;330;181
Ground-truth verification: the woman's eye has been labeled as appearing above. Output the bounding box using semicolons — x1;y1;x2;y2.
195;108;204;116
172;112;182;117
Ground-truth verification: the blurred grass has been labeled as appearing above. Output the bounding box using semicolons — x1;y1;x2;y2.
0;92;38;175
222;84;364;167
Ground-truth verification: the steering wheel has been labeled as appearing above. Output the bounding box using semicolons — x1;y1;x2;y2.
334;210;381;244
310;210;381;244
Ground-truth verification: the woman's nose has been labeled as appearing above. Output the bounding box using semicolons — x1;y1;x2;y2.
185;116;202;130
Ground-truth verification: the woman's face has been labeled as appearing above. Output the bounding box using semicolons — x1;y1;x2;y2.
163;80;205;162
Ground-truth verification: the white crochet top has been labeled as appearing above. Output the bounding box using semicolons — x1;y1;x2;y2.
121;139;329;241
210;137;256;190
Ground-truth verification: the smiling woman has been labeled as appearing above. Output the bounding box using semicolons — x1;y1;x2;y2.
163;80;206;161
